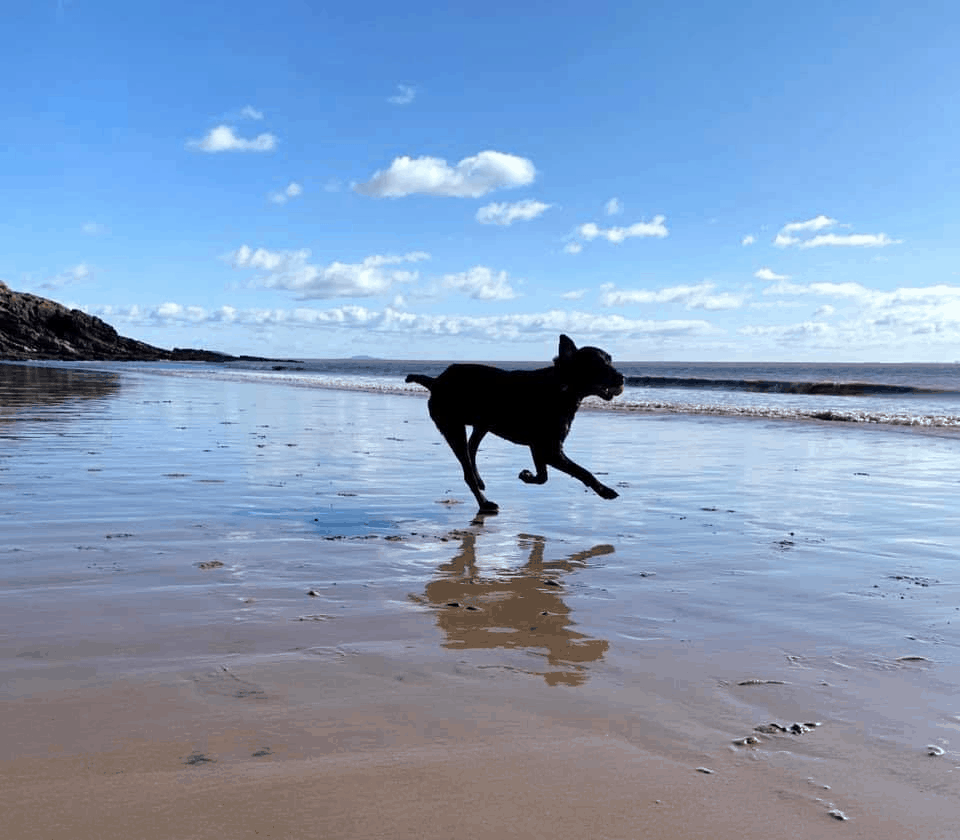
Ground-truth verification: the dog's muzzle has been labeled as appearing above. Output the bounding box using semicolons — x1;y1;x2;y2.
599;381;624;401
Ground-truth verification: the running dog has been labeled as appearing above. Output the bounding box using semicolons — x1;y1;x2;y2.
405;335;624;513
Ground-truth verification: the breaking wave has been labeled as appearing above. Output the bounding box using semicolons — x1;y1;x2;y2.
596;397;960;429
623;376;953;397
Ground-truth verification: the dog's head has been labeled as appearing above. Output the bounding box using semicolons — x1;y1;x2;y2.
553;334;624;401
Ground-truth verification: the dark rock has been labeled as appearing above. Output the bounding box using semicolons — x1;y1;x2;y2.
0;283;293;363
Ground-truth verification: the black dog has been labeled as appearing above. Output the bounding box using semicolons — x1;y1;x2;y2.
405;335;624;513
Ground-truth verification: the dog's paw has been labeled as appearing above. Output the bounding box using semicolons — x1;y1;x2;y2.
597;485;619;500
478;500;500;514
519;469;534;484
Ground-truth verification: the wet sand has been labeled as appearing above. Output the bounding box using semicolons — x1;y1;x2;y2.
2;362;959;838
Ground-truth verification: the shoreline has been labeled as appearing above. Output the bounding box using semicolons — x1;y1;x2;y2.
8;357;960;436
2;364;959;837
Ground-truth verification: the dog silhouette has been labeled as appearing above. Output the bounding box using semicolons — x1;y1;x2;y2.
406;334;624;513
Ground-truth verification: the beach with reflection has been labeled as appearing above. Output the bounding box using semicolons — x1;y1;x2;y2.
0;362;121;420
2;363;959;839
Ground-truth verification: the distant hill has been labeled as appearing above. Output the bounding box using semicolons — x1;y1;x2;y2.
0;283;260;363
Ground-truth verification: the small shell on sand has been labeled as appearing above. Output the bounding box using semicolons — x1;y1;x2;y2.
732;736;761;746
695;767;715;774
828;809;849;821
927;745;946;756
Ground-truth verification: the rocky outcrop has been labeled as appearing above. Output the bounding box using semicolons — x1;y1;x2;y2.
0;282;241;362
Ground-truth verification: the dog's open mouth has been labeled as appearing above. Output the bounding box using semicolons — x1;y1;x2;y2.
599;383;624;401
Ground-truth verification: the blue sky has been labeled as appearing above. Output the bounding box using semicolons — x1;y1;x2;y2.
3;1;960;360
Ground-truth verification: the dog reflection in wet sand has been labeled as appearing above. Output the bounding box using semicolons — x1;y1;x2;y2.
411;532;612;686
405;335;624;513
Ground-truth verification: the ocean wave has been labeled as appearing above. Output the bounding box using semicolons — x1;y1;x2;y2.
122;364;960;432
254;371;960;430
597;397;960;429
624;375;952;397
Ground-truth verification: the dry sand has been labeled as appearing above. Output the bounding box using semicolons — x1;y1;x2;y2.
1;362;959;838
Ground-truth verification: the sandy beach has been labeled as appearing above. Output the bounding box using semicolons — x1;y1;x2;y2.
2;362;959;839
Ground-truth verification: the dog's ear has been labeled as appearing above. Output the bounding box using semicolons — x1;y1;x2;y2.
557;334;577;361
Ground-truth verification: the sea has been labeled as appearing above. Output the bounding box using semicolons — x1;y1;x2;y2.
35;357;960;433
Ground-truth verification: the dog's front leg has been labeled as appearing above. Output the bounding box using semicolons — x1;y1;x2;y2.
519;450;548;485
545;448;619;500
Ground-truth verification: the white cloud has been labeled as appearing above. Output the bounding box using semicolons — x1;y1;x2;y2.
604;197;622;216
561;289;587;300
762;279;812;296
156;302;210;322
798;232;901;249
741;234;756;246
773;233;801;248
563;242;583;255
82;221;109;236
475;199;551;225
228;246;430;299
576;215;669;244
269;182;303;204
747;299;807;312
754;267;790;281
822;281;882;298
766;279;960;308
97;274;960;356
773;215;899;249
440;266;518;300
780;215;837;235
229;245;297;271
354;151;536;198
93;302;715;342
240;106;264;120
388;84;416;105
600;281;745;311
757;280;960;346
187;125;277;153
739;321;833;340
773;215;837;247
40;263;91;290
764;280;875;300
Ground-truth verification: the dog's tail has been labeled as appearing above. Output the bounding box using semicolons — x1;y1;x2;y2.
405;373;435;390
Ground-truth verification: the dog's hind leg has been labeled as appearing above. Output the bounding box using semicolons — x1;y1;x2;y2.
435;421;499;513
467;427;488;490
